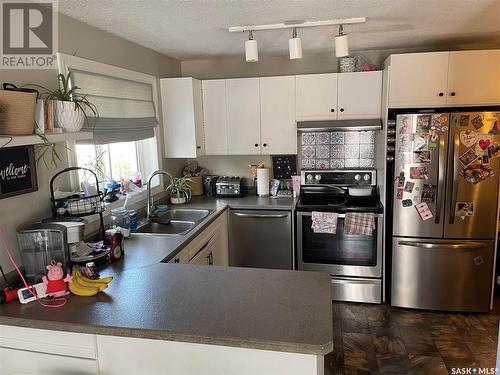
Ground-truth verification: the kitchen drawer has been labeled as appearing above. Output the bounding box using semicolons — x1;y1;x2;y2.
331;277;381;304
0;324;97;359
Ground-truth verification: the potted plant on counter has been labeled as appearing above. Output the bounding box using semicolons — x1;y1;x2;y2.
32;72;97;133
167;176;192;204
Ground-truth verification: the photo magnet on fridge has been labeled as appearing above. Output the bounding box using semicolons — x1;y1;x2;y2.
397;172;405;188
413;134;429;152
459;130;478;148
399;116;413;134
421;184;436;203
487;142;500;158
416;115;432;134
459;115;470;127
455;202;474;220
409;166;429;180
428;133;439;149
459;149;478;168
404;181;415;193
396;188;404;200
472;114;484;130
413;151;431;163
402;199;413;207
399;135;412;152
415;202;433;221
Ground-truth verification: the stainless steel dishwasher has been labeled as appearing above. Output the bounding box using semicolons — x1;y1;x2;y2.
229;209;292;270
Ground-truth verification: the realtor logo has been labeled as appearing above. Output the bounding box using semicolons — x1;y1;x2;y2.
1;0;58;68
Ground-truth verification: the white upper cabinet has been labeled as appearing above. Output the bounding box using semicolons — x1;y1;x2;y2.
226;78;261;155
260;76;297;155
387;52;449;107
337;71;382;119
160;77;205;158
296;73;337;121
446;50;500;106
386;50;500;107
202;80;227;155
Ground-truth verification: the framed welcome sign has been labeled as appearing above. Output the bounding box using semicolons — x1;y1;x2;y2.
0;145;38;199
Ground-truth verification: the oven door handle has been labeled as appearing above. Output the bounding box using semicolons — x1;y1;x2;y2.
297;212;383;219
233;213;289;219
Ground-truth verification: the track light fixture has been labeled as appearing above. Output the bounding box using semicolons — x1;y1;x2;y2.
229;17;365;62
334;24;349;57
245;30;258;62
289;27;302;60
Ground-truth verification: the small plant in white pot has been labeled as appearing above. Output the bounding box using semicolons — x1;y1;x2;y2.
167;176;192;204
33;72;97;133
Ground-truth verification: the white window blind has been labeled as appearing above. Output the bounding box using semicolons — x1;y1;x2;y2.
70;69;158;144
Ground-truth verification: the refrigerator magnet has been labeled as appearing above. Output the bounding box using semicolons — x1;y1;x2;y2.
459;114;470;127
409;166;429;180
402;199;413;207
428;134;439;149
476;136;493;154
487;142;500;158
455;202;474;220
399;116;412;134
415;202;433;221
413;151;431;163
400;153;412;165
397;172;405;188
404;181;415;193
399;135;412;152
416;115;432;134
413;134;429;151
471;114;484;129
396;188;404;200
421;184;436;203
459;149;478;167
413;195;421;203
459;130;478;148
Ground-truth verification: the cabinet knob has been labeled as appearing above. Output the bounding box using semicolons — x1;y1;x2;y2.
340;108;344;112
330;108;335;112
196;146;201;149
254;143;259;147
174;258;180;263
207;251;213;266
263;143;267;147
450;92;456;97
438;92;444;97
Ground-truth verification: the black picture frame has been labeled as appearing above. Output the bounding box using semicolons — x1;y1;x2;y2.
0;145;38;199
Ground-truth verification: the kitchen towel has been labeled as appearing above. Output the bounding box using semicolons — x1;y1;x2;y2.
344;213;376;236
311;211;338;234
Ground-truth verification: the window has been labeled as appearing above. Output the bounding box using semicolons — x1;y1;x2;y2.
56;53;162;194
75;137;159;188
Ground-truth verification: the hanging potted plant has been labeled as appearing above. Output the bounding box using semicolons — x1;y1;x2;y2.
31;72;97;133
167;176;192;204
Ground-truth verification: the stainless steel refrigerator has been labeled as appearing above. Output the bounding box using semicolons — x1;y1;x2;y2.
391;111;499;312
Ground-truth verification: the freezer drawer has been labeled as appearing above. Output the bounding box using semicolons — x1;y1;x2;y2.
391;237;494;312
229;210;292;270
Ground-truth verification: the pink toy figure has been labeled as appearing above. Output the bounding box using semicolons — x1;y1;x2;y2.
42;262;72;297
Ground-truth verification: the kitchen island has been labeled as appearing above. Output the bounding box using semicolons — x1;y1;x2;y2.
0;196;332;374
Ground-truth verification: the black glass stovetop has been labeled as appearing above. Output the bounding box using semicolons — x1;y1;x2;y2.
297;192;384;213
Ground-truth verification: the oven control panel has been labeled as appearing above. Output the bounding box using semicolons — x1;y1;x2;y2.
301;170;376;186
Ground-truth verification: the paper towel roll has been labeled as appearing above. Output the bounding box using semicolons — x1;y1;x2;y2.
256;168;270;197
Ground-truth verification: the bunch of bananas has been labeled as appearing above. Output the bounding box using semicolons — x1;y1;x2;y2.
68;266;113;297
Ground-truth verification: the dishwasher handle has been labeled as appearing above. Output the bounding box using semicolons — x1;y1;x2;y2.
233;212;289;219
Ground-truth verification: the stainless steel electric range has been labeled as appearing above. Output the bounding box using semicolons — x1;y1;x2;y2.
296;169;384;304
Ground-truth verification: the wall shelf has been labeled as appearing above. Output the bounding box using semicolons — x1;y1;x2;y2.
0;132;93;148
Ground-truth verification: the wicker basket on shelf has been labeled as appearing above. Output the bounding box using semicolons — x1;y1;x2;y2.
0;84;38;135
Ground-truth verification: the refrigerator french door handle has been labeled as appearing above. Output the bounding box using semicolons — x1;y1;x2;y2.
449;133;460;224
434;127;446;224
398;240;487;250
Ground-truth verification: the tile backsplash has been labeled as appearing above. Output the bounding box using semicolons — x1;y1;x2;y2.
300;131;375;169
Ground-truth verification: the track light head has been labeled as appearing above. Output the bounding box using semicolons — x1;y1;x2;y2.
245;30;258;62
335;24;349;57
289;27;302;60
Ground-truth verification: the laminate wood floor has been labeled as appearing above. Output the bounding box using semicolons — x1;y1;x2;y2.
325;297;500;374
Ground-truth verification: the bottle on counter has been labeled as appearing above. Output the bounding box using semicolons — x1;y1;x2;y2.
110;207;131;230
128;209;138;233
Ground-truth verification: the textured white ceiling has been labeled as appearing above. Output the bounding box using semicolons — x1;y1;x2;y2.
57;0;500;61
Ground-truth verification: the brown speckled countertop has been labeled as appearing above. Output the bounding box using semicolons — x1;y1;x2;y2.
0;195;334;356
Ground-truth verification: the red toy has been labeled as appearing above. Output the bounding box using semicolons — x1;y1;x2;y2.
42;262;72;297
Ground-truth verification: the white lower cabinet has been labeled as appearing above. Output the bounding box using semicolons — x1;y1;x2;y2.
168;210;228;266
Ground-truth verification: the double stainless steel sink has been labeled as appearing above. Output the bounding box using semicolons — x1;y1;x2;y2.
134;208;212;236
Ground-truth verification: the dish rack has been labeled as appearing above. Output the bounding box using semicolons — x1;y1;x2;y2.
49;167;105;241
